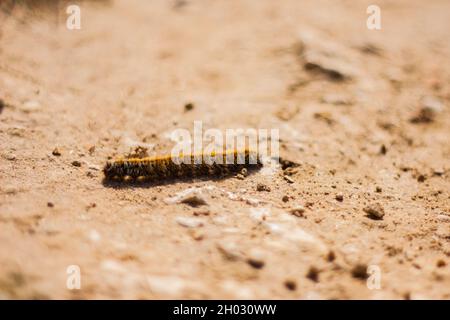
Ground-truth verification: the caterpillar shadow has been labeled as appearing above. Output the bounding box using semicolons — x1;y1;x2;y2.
101;166;262;189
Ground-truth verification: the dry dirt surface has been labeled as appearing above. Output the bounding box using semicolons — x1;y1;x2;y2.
0;0;449;299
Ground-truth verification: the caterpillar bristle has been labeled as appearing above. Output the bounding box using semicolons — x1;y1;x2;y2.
103;149;262;183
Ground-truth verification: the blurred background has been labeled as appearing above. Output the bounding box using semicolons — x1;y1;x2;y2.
0;0;449;299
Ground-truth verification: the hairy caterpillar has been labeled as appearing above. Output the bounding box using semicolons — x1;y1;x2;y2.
103;149;262;183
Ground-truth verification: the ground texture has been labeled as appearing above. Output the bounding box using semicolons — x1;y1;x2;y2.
0;0;449;299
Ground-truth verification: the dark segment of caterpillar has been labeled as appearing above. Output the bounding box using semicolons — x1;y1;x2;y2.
103;149;262;183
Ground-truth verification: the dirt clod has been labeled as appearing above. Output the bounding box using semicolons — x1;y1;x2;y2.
284;279;297;291
52;148;61;156
246;258;265;269
256;183;271;192
184;102;194;112
180;195;208;207
306;266;320;282
290;205;306;217
351;264;368;280
71;160;82;167
364;203;385;220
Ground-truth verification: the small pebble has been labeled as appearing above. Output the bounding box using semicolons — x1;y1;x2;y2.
47;202;54;208
284;175;294;184
246;258;265;269
326;250;336;262
364;203;385;220
335;194;344;202
351;264;368;279
290;205;306;218
409;96;443;124
189;229;204;241
180;195;207;207
52;148;61;156
282;195;289;202
306;266;320;282
193;210;210;216
256;183;271;192
88;146;96;155
71;160;82;167
436;260;446;268
217;242;241;261
284;279;297;291
375;186;382;193
184;102;194;112
5;154;16;160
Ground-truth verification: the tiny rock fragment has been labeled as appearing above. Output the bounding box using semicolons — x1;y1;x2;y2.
379;144;387;155
52;148;61;156
88;146;96;155
326;250;336;262
256;183;271;192
246;257;265;269
71;160;82;167
290;205;306;217
47;202;54;208
410;96;443;124
189;229;204;241
282;195;289;202
375;186;382;193
284;175;295;184
284;279;297;291
417;174;426;183
176;216;204;228
304;59;348;81
351;264;368;280
245;197;260;206
363;203;385;220
193;210;210;216
184;102;194;112
88;164;100;171
5;153;16;161
335;194;344;202
436;260;446;268
279;158;300;170
180;195;208;207
306;266;320;282
217;242;241;261
410;108;435;123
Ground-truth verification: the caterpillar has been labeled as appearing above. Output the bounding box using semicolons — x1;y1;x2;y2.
103;149;262;183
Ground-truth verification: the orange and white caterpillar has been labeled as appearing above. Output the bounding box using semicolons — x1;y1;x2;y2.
103;149;262;183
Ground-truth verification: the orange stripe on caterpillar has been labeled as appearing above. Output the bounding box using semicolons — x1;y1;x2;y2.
103;149;262;183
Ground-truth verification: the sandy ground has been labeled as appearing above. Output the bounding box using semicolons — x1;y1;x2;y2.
0;0;449;299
